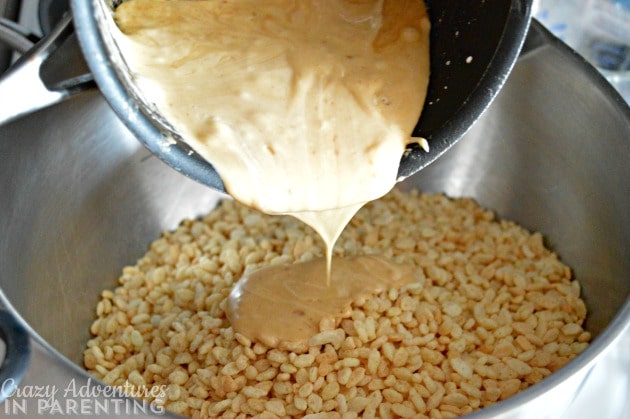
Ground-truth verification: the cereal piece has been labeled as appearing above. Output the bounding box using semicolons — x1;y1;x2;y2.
310;329;346;347
265;400;286;416
449;358;473;379
391;403;416;417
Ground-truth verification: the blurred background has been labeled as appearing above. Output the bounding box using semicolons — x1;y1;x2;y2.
534;0;630;101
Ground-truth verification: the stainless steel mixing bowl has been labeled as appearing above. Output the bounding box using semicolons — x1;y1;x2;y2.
0;22;628;418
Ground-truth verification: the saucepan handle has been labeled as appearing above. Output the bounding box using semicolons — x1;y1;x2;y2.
0;17;36;53
0;310;31;402
0;14;95;126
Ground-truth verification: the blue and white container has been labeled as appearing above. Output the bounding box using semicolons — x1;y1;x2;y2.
535;0;630;100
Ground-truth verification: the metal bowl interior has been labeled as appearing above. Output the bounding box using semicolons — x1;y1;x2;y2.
0;21;628;417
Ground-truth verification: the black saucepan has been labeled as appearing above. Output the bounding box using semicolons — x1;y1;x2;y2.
71;0;533;190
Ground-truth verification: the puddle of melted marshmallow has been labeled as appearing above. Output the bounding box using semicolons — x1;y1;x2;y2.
113;0;429;347
226;256;413;351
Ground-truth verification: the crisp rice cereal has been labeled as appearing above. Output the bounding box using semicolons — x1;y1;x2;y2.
84;189;590;418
